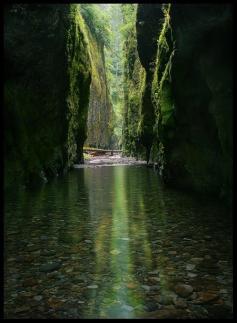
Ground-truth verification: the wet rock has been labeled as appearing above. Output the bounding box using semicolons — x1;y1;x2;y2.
174;283;193;298
141;308;191;319
65;268;73;273
144;302;161;312
186;264;196;271
47;271;59;279
188;291;198;300
149;276;160;282
190;257;204;264
187;272;197;278
141;285;151;292
87;285;98;289
48;297;65;309
34;295;43;301
40;261;61;273
78;300;85;305
40;235;49;240
15;305;31;313
22;278;38;287
41;250;56;256
194;291;219;304
121;304;134;312
189;304;209;319
110;249;121;255
219;289;228;294
173;298;187;309
157;294;174;305
150;285;160;291
218;260;228;266
15;256;25;263
27;245;39;252
148;270;159;275
126;282;137;289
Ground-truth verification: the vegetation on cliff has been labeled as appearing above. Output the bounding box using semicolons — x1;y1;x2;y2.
123;3;232;203
4;3;232;203
4;4;91;186
80;4;113;149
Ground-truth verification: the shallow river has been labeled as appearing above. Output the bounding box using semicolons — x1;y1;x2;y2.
4;165;233;318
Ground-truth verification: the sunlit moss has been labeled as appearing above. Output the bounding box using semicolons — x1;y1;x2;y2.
66;4;91;166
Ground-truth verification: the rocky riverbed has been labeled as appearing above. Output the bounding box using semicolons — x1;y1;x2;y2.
4;164;233;319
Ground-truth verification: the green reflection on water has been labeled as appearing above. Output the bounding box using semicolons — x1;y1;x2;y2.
4;165;232;319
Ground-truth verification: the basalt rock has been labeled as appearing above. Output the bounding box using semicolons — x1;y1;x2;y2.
4;4;91;186
126;4;232;203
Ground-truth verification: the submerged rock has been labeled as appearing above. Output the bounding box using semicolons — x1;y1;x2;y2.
40;262;61;273
174;283;193;298
87;285;98;289
194;291;219;304
186;264;196;271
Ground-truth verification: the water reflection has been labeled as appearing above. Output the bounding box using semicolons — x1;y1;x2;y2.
4;166;232;319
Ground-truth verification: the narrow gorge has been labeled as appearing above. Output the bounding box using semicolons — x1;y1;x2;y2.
4;3;233;320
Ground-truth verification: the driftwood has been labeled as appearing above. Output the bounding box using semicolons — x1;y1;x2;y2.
83;147;122;156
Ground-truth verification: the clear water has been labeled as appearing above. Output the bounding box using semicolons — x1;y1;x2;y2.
4;165;233;318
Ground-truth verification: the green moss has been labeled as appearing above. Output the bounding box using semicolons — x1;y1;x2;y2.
83;23;113;149
4;4;92;186
122;25;146;157
152;4;175;139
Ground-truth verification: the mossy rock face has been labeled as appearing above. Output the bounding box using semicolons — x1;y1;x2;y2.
127;3;232;202
122;22;146;159
85;32;113;149
4;4;91;186
167;4;232;200
135;5;165;161
66;5;91;165
136;4;163;70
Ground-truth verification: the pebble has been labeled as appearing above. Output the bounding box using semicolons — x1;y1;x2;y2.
121;304;134;312
40;262;61;273
148;270;159;275
15;305;31;313
194;291;219;304
186;264;195;271
168;251;177;255
187;272;197;278
141;285;151;292
158;294;174;305
22;278;37;287
173;298;187;309
190;257;203;263
174;284;193;298
87;285;98;289
219;289;228;294
110;249;121;255
34;295;43;301
149;277;160;282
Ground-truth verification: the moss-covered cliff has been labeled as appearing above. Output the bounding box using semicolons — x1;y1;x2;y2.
124;4;232;202
85;31;113;149
4;4;91;187
121;4;146;158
